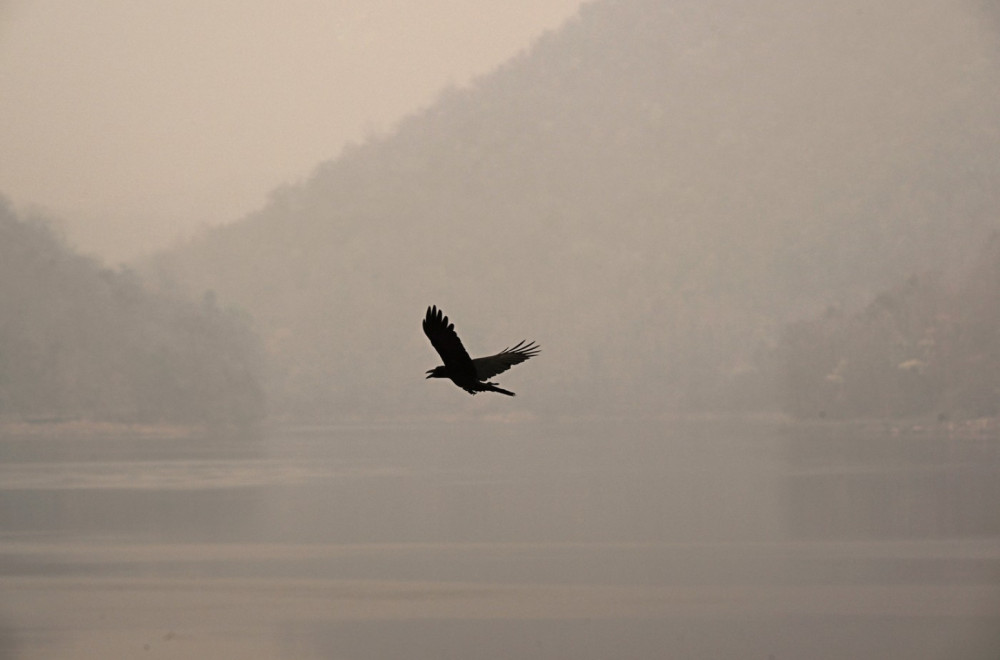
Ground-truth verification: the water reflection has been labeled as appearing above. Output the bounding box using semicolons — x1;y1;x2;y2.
1;420;998;659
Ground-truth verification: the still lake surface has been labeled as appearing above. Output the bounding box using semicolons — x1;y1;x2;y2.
1;418;998;659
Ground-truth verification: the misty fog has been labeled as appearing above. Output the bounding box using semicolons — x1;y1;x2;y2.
2;0;1000;658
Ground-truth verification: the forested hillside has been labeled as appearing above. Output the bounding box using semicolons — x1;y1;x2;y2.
147;0;1000;418
0;200;264;425
781;233;1000;420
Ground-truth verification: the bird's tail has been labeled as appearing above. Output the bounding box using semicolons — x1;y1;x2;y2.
483;382;515;396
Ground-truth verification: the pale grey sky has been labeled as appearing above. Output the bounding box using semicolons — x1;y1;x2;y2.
0;0;584;260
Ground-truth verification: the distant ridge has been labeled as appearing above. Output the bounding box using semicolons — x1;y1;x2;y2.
0;199;264;424
147;0;1000;418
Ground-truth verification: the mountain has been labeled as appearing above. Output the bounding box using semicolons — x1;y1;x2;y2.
147;0;1000;419
0;199;264;425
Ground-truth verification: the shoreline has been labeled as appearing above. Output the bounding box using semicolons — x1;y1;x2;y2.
2;413;996;441
0;418;208;438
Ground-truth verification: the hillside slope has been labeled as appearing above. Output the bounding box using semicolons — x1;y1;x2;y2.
0;200;264;424
148;0;1000;418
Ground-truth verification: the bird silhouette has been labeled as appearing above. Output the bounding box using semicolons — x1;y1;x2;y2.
423;305;540;396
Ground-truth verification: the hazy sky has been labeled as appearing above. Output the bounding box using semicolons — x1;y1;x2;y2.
0;0;584;260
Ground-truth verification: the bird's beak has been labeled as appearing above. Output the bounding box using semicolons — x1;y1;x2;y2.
425;370;433;379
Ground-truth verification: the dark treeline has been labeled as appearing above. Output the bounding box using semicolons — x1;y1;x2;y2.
0;199;264;425
779;234;1000;420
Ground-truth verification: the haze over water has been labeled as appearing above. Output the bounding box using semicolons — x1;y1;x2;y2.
2;1;1000;657
1;419;998;659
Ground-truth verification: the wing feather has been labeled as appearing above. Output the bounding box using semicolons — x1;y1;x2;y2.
472;340;541;380
423;306;476;379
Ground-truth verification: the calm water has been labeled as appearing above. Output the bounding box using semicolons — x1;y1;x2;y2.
0;419;998;659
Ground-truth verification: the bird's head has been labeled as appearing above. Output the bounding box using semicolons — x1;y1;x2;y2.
425;366;447;379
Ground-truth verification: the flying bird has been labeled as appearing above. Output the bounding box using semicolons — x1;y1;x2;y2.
423;305;540;396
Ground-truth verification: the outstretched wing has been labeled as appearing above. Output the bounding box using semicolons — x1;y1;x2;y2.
423;306;476;380
472;340;541;380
